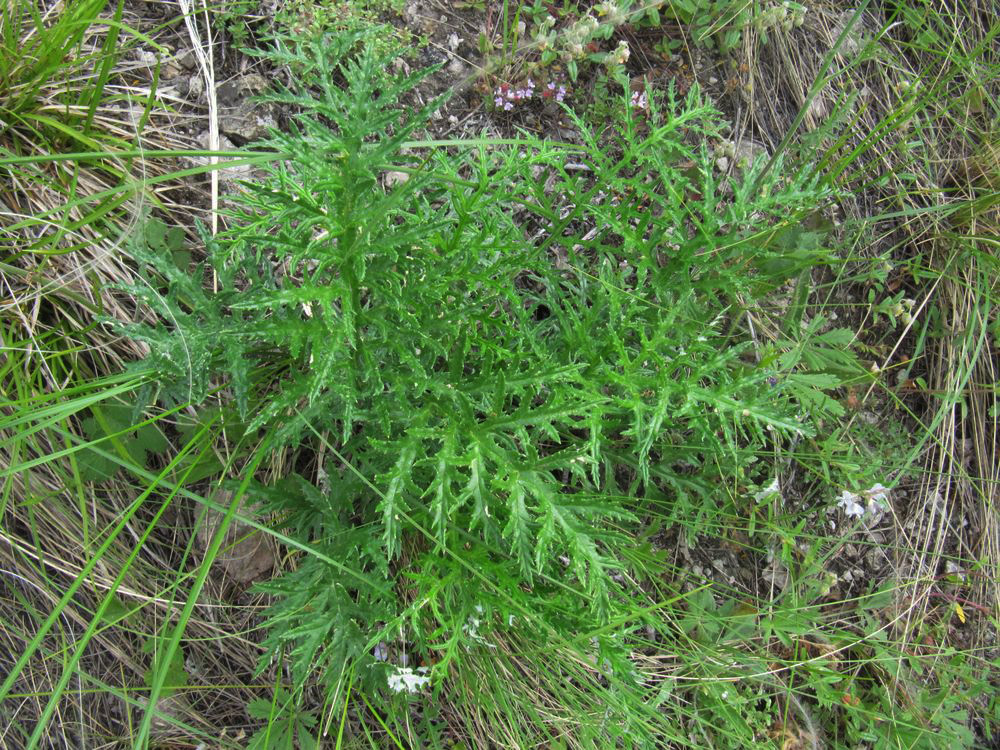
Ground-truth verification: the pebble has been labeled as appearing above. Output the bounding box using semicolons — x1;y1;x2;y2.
186;75;204;99
733;140;769;168
175;48;197;70
384;171;409;187
715;156;730;172
240;73;269;94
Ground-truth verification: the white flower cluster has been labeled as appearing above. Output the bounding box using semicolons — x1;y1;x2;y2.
462;604;484;639
754;477;781;503
534;14;558;51
753;1;807;33
890;297;915;325
606;39;630;67
564;14;600;58
386;665;431;694
837;483;890;519
533;3;635;64
596;1;629;27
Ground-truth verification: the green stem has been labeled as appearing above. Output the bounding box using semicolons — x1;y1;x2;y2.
339;163;365;386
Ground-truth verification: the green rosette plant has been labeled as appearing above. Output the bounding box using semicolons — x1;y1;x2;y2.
116;27;841;711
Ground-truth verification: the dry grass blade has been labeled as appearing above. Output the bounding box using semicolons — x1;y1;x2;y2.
177;0;220;236
0;0;204;379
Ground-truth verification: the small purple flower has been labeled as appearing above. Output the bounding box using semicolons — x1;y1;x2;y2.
556;85;566;103
494;96;504;107
503;101;513;111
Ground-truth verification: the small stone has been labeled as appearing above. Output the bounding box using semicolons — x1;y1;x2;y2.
384;171;409;187
240;73;269;94
733;139;769;169
196;490;274;585
186;76;204;100
216;80;240;105
218;97;277;142
709;76;719;84
175;48;197;70
403;0;419;25
447;32;460;51
715;156;730;172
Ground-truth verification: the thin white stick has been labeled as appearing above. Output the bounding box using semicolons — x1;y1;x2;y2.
177;0;219;236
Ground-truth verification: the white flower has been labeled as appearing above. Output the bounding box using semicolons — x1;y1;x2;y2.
837;483;890;518
595;2;627;25
387;666;430;694
754;477;781;503
608;40;630;66
837;490;866;518
463;604;484;638
864;483;889;504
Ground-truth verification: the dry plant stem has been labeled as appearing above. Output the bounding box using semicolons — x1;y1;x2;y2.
178;0;219;239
